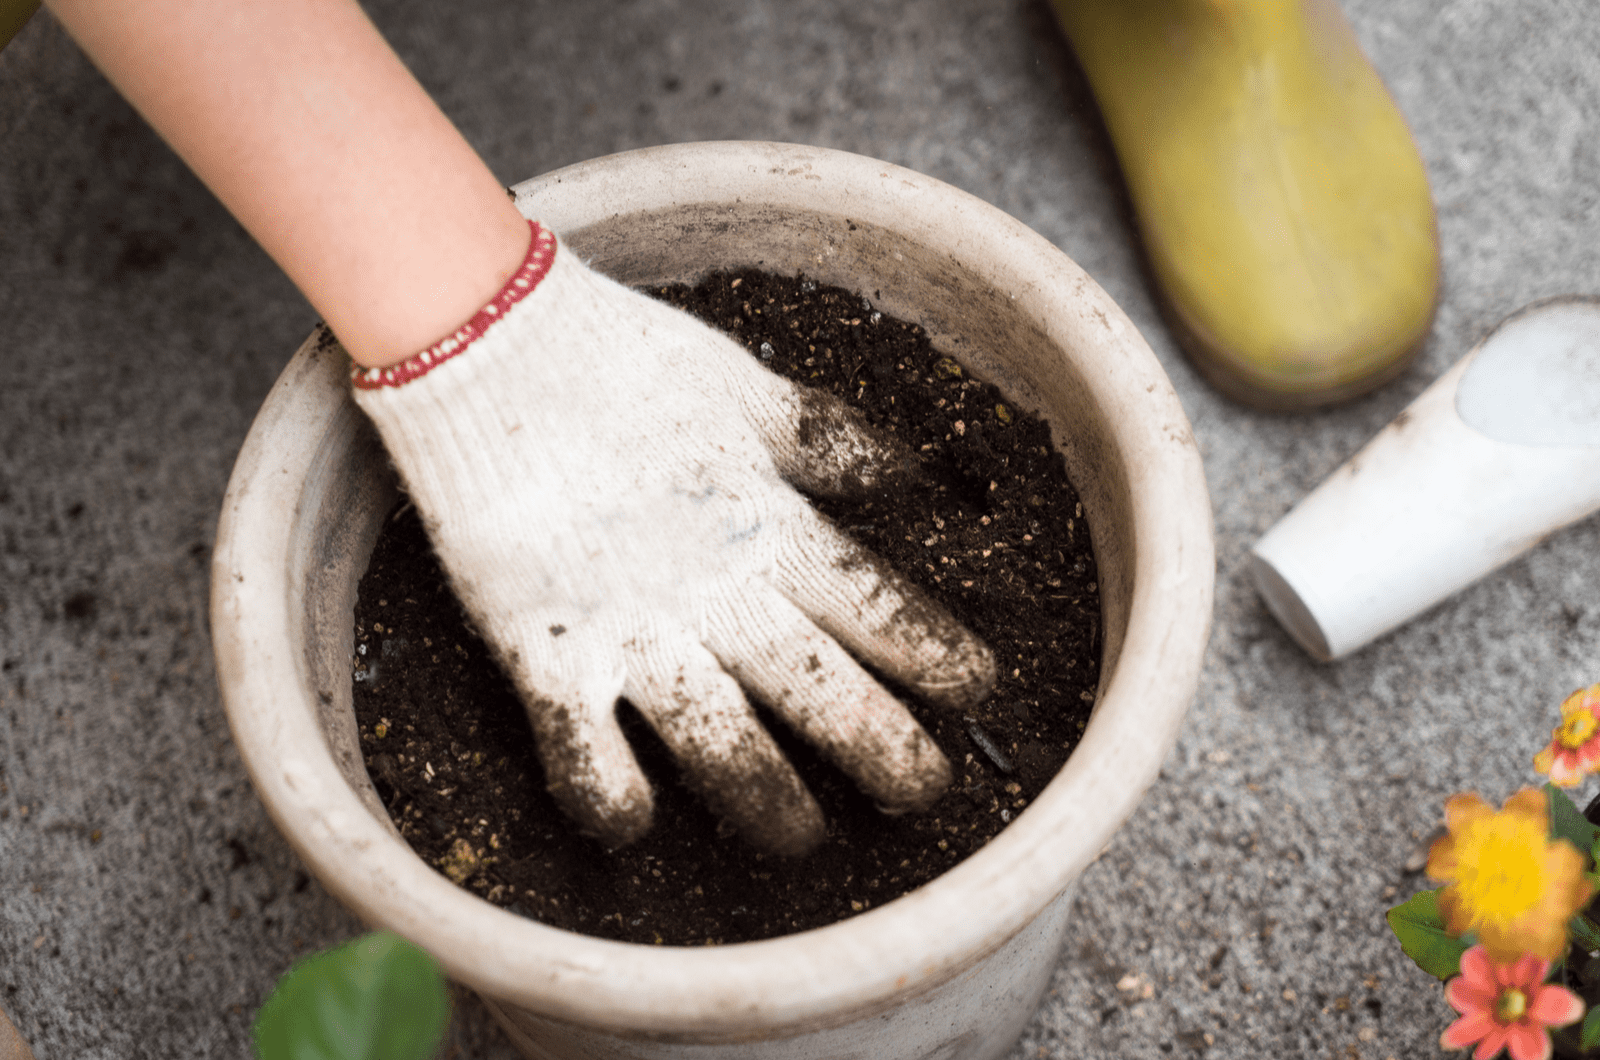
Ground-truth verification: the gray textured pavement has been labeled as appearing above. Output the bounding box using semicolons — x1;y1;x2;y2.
4;1;1600;1057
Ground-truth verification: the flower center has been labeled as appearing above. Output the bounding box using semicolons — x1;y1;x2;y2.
1557;710;1598;750
1455;814;1549;924
1495;987;1528;1023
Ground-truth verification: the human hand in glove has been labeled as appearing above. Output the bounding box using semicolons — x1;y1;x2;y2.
354;222;996;855
46;0;992;856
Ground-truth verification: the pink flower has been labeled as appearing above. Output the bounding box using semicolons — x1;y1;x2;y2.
1534;683;1600;787
1440;945;1584;1060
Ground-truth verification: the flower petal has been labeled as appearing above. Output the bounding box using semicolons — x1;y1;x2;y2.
1528;983;1585;1028
1577;737;1600;765
1459;946;1496;990
1438;888;1481;940
1475;1023;1513;1060
1499;845;1594;962
1503;1021;1551;1060
1533;746;1559;778
1561;685;1600;716
1442;1010;1496;1049
1430;837;1462;883
1444;793;1496;834
1547;756;1582;787
1509;953;1548;990
1447;974;1498;1015
1481;921;1543;966
1504;788;1550;826
1492;920;1562;965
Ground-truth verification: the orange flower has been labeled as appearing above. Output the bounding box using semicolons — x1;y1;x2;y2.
1440;945;1583;1060
1427;789;1592;963
1534;683;1600;787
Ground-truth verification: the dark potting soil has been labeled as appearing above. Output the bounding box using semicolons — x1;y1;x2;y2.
351;270;1101;946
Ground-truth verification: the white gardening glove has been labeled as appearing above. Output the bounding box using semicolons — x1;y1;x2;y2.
353;221;995;856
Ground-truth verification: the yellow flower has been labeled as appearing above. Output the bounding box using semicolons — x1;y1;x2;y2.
1534;684;1600;787
1427;788;1592;963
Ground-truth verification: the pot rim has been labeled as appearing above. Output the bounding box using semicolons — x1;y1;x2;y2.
211;140;1213;1035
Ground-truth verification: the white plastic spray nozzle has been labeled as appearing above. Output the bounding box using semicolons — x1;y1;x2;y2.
1249;297;1600;661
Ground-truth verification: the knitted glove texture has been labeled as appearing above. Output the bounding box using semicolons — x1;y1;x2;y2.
353;223;994;854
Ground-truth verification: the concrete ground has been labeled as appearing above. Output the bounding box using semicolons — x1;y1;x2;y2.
3;1;1599;1057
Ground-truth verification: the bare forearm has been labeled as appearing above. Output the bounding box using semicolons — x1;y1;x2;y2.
45;0;529;367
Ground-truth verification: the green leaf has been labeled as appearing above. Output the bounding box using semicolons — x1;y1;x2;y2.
1575;915;1600;953
253;932;450;1060
1387;889;1469;981
1546;784;1600;860
1582;1005;1600;1052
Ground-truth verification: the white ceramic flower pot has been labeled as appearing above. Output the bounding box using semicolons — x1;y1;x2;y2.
211;141;1213;1060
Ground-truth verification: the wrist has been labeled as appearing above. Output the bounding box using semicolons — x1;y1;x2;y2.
351;220;557;388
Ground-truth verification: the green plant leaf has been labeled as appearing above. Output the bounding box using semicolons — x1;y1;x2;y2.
253;932;450;1060
1582;1005;1600;1051
1387;889;1469;981
1574;915;1600;954
1547;784;1600;860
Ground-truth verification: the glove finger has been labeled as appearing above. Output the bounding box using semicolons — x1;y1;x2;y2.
703;584;952;814
496;622;654;849
623;631;825;857
772;508;996;713
734;366;921;500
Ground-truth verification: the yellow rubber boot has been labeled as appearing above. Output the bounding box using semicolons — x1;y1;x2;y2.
1051;0;1440;410
0;0;39;54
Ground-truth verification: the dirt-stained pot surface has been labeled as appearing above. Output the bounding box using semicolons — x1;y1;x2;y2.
351;271;1101;945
